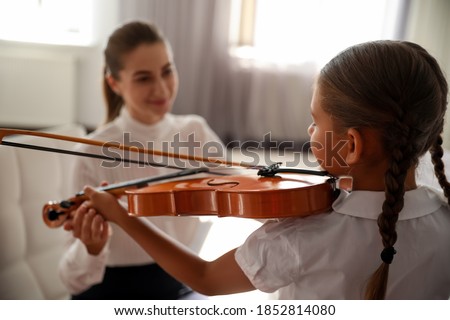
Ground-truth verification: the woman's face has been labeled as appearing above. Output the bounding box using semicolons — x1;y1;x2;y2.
109;42;179;125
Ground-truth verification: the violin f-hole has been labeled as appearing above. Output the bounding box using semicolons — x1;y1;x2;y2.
206;179;239;187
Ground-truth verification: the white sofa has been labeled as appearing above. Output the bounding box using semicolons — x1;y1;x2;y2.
0;123;214;299
0;124;85;299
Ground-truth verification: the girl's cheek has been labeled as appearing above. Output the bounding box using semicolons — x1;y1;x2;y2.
310;145;324;168
307;123;315;137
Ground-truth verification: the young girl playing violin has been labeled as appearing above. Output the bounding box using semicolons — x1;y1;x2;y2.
74;40;450;299
58;21;225;299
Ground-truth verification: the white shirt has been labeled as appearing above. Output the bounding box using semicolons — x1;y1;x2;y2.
235;185;450;299
59;108;225;294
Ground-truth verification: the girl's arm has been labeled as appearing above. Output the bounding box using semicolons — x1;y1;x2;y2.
83;186;255;296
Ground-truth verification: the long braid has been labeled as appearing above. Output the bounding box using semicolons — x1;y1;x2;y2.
319;40;448;299
424;51;450;203
365;42;448;299
410;42;450;203
431;135;450;202
365;106;416;299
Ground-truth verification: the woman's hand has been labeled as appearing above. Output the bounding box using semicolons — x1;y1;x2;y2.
63;203;109;255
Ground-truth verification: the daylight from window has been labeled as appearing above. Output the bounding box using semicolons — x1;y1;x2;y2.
233;0;403;66
0;0;94;46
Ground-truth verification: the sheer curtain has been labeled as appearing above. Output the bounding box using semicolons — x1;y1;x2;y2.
225;59;317;145
117;0;421;148
227;0;406;145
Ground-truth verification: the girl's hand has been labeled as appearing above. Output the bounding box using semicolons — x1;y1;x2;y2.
79;188;255;296
63;203;109;255
83;186;129;225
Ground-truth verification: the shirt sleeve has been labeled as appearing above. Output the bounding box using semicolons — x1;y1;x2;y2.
234;219;303;293
58;235;110;294
57;150;112;294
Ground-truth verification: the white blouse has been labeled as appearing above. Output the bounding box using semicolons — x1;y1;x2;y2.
235;186;450;299
59;108;225;294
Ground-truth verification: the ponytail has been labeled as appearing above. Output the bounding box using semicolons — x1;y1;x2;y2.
103;66;123;123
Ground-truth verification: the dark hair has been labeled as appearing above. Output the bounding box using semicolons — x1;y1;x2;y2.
318;40;449;299
103;21;166;123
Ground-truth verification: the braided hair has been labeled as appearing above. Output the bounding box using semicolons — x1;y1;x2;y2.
317;40;448;299
102;21;168;123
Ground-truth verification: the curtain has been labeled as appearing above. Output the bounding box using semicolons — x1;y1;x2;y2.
117;0;315;146
118;0;433;148
224;59;317;146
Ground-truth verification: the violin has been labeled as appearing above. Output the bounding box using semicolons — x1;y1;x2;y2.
42;167;210;228
126;165;337;219
0;128;342;228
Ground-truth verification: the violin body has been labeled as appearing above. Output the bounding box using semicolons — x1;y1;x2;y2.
127;172;335;219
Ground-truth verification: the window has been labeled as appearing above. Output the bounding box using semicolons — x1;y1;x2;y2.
0;0;94;46
231;0;405;66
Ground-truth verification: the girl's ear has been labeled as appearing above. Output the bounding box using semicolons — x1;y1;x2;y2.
106;74;121;95
345;128;363;165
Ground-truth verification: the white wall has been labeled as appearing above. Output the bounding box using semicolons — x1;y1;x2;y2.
0;0;119;130
76;0;120;129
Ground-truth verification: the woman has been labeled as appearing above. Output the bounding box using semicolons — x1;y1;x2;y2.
58;21;225;299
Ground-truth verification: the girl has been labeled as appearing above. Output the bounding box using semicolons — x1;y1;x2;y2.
78;40;450;299
58;21;225;299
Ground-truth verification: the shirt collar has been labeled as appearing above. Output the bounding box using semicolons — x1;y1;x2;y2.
114;107;172;139
332;185;445;220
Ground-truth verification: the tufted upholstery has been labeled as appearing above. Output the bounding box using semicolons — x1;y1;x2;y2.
0;124;85;299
